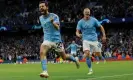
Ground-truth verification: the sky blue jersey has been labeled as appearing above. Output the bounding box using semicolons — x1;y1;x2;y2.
97;19;110;36
99;19;110;24
39;13;62;43
77;17;101;41
67;43;79;52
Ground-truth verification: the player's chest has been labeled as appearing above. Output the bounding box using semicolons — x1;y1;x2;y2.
40;18;52;27
71;45;76;48
82;21;95;29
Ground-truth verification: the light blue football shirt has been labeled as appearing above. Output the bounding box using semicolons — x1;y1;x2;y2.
39;13;62;43
67;43;79;53
77;17;101;41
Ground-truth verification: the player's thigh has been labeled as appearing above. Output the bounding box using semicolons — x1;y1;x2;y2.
94;48;102;56
92;41;101;56
83;40;91;52
92;52;96;56
54;43;66;59
83;40;92;57
40;41;52;54
95;52;101;56
71;51;76;56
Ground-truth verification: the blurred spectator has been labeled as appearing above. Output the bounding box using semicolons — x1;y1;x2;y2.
0;0;133;30
0;0;133;61
0;28;133;60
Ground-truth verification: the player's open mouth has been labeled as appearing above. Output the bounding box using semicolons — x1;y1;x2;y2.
40;10;44;12
86;14;89;15
40;9;44;12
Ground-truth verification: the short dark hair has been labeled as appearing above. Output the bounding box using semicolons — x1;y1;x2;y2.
39;1;48;7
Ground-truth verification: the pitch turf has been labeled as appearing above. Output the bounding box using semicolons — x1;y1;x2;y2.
0;61;133;80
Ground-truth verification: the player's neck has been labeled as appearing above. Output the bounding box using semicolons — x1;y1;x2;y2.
83;16;90;20
43;11;49;17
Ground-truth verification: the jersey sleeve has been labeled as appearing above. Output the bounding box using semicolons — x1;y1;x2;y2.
76;44;79;47
53;14;60;25
94;18;102;28
67;44;71;50
76;20;82;30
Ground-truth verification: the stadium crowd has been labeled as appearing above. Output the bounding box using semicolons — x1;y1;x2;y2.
105;29;133;58
0;28;133;61
0;34;41;61
0;0;133;62
0;0;133;29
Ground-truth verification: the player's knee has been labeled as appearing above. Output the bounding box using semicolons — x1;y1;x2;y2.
59;51;67;60
84;50;90;54
62;54;72;60
84;50;91;58
62;54;67;60
95;52;100;56
62;57;66;60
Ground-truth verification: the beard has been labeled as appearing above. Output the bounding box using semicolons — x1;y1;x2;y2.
40;10;47;15
85;16;89;19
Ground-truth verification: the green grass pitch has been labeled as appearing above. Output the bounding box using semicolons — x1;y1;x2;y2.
0;61;133;80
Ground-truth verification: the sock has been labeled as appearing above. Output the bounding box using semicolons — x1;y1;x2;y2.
67;55;76;62
100;56;105;61
89;68;93;72
102;56;105;60
54;58;56;63
41;59;47;71
86;57;92;69
96;56;99;61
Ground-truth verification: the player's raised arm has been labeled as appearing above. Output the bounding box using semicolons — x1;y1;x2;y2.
50;15;60;30
76;44;82;48
66;44;71;50
95;18;106;42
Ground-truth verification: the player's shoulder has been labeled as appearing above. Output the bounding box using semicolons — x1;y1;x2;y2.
90;16;98;21
50;13;59;17
78;19;84;24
